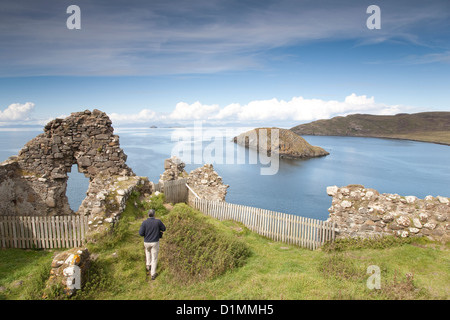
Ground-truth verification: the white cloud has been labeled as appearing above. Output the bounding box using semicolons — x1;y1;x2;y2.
0;102;35;121
104;93;408;126
175;93;404;122
0;95;409;128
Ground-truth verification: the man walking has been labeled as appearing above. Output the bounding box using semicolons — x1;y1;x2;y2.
139;209;166;280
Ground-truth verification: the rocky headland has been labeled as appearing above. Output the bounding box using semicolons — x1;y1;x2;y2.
233;127;329;159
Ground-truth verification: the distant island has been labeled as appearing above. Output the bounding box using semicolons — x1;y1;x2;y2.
233;127;329;159
290;112;450;146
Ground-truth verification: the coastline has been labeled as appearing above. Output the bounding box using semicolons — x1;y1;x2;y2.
298;133;450;147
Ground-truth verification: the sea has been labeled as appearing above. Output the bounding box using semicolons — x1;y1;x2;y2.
1;127;449;221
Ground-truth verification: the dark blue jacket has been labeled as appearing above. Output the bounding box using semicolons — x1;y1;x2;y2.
139;218;166;243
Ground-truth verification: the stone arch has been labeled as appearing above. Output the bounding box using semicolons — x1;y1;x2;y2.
0;109;137;217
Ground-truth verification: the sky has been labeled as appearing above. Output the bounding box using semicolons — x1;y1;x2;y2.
0;0;449;127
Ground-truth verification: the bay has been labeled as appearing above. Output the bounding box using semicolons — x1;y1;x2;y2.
1;127;449;221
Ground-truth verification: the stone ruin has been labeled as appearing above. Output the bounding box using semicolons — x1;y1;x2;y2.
5;110;448;295
186;164;229;203
0;109;152;240
326;184;450;242
0;111;231;297
159;156;229;204
159;155;188;183
46;247;90;298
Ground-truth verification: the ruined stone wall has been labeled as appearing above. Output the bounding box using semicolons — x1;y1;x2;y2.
159;156;188;183
326;185;450;242
0;109;135;217
0;109;157;296
0;159;66;216
158;156;229;204
187;164;229;203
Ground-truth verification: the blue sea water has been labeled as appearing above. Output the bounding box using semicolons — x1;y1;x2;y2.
1;127;449;220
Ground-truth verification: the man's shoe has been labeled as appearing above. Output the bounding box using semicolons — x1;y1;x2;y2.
151;273;157;280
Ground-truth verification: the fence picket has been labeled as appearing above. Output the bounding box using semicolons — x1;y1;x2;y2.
0;215;89;249
189;196;336;250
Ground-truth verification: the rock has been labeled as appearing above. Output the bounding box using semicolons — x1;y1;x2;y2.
423;223;436;230
437;196;449;204
233;127;329;159
396;216;410;227
419;212;429;222
327;186;339;196
360;224;374;231
341;188;350;196
364;190;378;201
78;157;92;167
358;207;368;215
46;248;91;298
45;197;56;208
399;230;409;238
405;196;417;204
341;200;352;208
412;218;422;228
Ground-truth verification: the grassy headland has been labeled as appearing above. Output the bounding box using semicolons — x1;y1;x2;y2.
1;193;449;300
290;112;450;145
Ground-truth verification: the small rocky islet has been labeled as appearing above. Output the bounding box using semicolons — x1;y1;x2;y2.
233;127;329;159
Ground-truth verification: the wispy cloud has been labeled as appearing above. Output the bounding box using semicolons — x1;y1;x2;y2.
404;51;450;65
1;0;449;76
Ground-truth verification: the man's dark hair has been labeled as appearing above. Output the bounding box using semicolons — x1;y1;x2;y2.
148;209;155;217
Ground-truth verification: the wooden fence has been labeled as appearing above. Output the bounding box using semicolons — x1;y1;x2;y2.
154;178;189;204
193;198;335;250
0;215;89;249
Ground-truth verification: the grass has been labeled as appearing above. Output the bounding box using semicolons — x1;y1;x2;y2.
0;194;449;300
291;112;450;146
0;248;54;300
382;131;450;146
159;204;251;284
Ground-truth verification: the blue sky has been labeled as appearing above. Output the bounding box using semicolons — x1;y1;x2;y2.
1;0;449;127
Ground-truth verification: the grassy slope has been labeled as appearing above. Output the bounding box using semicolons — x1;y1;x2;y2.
1;201;449;300
290;112;450;145
0;249;53;300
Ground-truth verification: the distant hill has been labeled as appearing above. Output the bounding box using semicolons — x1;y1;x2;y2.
233;127;329;159
290;112;450;145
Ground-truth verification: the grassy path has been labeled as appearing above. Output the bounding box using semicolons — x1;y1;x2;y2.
1;204;449;300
